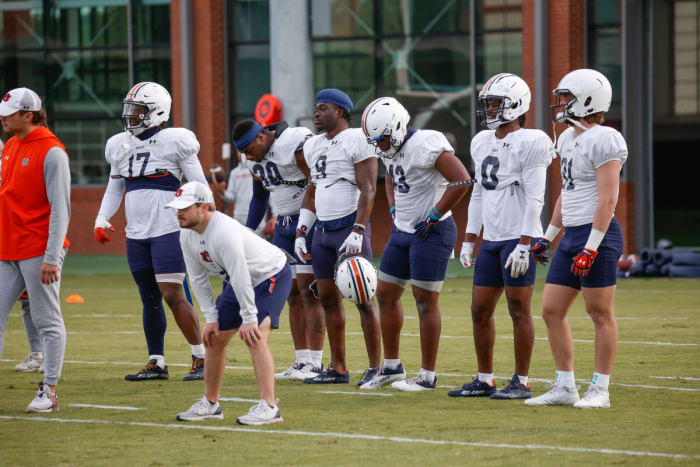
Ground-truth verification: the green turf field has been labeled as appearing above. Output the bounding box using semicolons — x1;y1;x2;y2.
1;256;699;465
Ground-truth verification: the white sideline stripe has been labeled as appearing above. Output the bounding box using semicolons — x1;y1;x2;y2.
317;391;393;397
69;404;143;411
0;416;697;460
2;359;696;392
650;376;700;381
218;397;260;403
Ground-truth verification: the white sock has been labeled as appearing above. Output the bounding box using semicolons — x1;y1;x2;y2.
592;372;610;390
420;368;435;383
478;372;494;384
295;349;310;364
309;350;323;367
383;358;401;370
149;355;165;369
191;344;205;359
517;375;529;386
555;370;575;388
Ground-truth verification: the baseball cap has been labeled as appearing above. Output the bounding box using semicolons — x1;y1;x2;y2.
165;181;215;209
317;88;353;113
0;87;42;117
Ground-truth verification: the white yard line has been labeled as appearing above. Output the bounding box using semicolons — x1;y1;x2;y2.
69;404;144;411
649;376;700;381
0;416;697;460
316;391;393;397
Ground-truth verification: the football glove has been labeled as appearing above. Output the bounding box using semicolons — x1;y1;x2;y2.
339;231;363;254
505;243;530;278
294;236;311;263
414;207;441;240
571;248;598;277
459;241;475;268
530;238;552;264
94;215;115;245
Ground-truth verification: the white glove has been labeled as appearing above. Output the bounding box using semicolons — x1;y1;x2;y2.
339;231;363;254
505;243;530;278
294;236;310;263
460;241;475;268
94;214;113;231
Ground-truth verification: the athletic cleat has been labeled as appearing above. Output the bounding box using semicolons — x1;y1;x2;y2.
574;385;610;409
525;384;580;406
125;359;169;381
176;396;223;421
303;367;349;384
25;382;58;413
236;399;283;425
183;356;204;381
447;378;496;397
356;366;380;387
15;353;43;372
490;374;531;400
391;374;436;392
275;362;314;381
359;364;406;390
295;362;323;380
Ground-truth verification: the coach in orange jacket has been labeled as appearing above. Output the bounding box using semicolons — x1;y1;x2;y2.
0;87;71;413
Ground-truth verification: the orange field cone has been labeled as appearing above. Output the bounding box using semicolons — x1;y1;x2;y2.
65;294;85;303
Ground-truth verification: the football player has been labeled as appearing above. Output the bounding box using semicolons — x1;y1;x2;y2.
525;69;627;409
358;97;471;391
294;89;382;385
447;73;555;400
232;118;325;380
94;82;207;381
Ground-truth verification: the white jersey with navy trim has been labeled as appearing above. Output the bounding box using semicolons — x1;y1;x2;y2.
104;128;207;239
180;212;287;324
557;125;628;227
240;126;312;216
383;129;454;233
303;127;377;221
469;128;555;241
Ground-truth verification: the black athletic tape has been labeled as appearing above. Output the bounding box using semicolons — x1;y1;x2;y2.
446;179;477;187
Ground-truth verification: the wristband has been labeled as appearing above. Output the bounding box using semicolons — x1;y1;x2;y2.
543;224;562;242
431;207;443;218
584;228;605;252
353;223;365;232
297;208;317;234
389;206;396;216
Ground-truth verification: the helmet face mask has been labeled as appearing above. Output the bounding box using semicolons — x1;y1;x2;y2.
361;97;410;159
477;73;531;130
121;82;172;135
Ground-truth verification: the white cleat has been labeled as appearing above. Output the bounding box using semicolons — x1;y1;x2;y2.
574;385;611;409
524;385;580;406
25;382;58;413
15;353;43;372
391;374;436;392
176;396;224;421
236;399;283;426
359;365;406;390
275;362;320;381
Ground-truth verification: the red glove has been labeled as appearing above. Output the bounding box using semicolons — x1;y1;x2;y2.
571;248;598;277
94;226;115;245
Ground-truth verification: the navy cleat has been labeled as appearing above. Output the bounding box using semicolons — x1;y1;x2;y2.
359;364;406;389
357;366;380;387
125;359;169;381
303;367;350;384
447;378;496;397
490;374;531;399
183;356;204;381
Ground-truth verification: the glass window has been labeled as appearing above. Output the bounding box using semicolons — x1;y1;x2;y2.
673;0;699;115
0;2;44;50
235;44;271;115
587;0;622;121
234;0;270;42
311;0;374;38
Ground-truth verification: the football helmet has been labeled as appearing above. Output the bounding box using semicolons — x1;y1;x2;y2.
334;253;377;305
121;82;171;135
552;69;612;124
361;97;410;158
477;73;531;129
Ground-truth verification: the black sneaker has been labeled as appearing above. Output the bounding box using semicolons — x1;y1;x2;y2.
447;378;496;397
303;367;350;384
356;366;380;387
125;359;169;381
183;356;204;381
490;374;531;399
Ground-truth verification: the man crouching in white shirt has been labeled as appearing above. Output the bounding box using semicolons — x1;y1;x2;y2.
167;181;292;425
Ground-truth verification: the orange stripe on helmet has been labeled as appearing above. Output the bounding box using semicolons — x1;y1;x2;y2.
350;259;367;303
127;82;147;100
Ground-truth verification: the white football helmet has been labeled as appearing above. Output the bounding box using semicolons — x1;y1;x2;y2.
361;97;410;158
121;82;172;135
552;69;612;124
477;73;531;130
334;253;377;305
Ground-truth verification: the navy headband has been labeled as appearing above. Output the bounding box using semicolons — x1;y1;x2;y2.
316;88;353;113
234;121;262;151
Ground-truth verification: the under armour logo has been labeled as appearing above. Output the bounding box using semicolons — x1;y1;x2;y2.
519;251;526;259
503;143;511;148
21;157;29;166
331;140;339;145
175;188;183;197
2;93;10;102
574;142;580;147
200;250;213;263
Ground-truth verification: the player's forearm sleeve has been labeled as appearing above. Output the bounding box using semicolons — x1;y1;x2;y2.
465;183;483;235
245;179;269;229
180;156;208;185
520;165;547;238
97;169;125;220
43;147;71;265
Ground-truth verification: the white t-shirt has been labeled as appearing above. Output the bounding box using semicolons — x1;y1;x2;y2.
557;125;628;227
240;125;312;216
468;128;555;241
382;129;454;233
180;211;287;325
103;128;207;239
303;128;377;221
